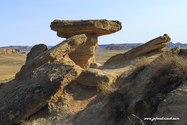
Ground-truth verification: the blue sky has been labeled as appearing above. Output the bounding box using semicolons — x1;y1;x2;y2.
0;0;187;47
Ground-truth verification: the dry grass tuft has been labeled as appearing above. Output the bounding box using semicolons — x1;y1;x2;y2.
130;56;151;75
131;56;150;70
151;54;187;86
98;82;129;123
140;54;187;117
98;82;118;95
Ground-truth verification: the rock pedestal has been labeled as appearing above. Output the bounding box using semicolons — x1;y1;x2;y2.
50;19;122;69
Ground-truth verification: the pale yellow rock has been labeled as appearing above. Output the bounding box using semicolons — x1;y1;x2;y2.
104;34;171;65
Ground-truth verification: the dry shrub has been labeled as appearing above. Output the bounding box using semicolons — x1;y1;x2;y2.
128;114;146;125
151;54;187;86
128;57;151;80
98;82;118;95
141;54;187;117
131;57;150;72
98;82;129;123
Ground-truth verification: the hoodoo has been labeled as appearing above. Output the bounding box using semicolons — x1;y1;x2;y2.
50;19;122;69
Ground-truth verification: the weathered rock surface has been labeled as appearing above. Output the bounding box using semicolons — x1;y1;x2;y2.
0;48;21;54
15;34;87;80
26;44;48;62
50;19;122;38
68;35;98;69
0;62;82;125
50;19;122;69
179;48;187;56
104;34;171;65
90;62;102;68
76;68;110;87
152;80;187;125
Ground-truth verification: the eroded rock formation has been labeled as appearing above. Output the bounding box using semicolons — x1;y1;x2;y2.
15;34;87;80
26;44;48;62
0;62;82;125
50;19;122;69
76;68;110;87
1;18;187;125
104;34;171;65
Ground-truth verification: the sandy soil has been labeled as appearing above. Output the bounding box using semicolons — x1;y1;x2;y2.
95;50;127;64
0;54;26;83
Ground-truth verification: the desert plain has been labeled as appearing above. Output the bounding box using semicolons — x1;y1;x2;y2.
0;54;26;83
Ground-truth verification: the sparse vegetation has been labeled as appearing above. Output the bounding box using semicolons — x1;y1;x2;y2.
139;54;187;118
131;56;150;71
98;82;129;123
98;54;187;124
151;54;187;88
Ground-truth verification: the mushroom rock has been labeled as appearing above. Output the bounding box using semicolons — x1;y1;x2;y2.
50;19;122;69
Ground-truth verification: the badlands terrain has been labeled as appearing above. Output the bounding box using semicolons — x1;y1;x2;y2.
0;19;187;125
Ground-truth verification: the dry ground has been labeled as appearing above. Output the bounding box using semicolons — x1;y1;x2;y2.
0;50;127;84
95;50;127;64
0;54;26;83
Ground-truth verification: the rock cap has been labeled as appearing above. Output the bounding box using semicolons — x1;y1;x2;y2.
50;19;122;38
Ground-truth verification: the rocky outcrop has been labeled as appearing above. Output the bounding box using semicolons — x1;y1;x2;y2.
69;35;98;69
0;48;21;54
2;17;187;125
152;80;187;125
179;49;187;56
76;68;110;87
104;45;133;51
0;62;82;125
15;34;87;80
26;44;48;62
104;34;171;65
50;19;122;38
90;62;102;68
50;19;122;69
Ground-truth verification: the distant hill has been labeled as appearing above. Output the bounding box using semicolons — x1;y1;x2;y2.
97;43;142;50
0;46;32;52
1;42;186;52
104;46;134;51
167;42;187;48
98;42;187;50
0;45;54;52
0;48;21;54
